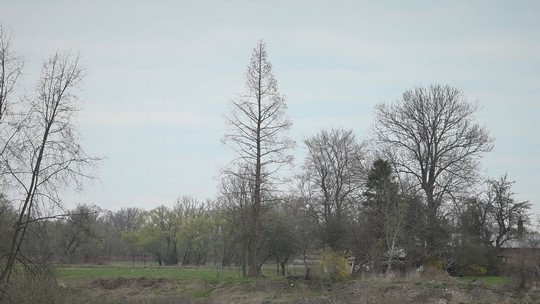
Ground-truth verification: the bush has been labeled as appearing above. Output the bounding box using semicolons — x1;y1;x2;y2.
3;266;67;304
505;249;540;290
315;248;351;281
448;244;498;276
465;263;487;276
421;259;450;280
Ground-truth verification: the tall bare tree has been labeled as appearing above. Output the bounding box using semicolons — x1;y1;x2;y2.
300;128;364;249
0;51;98;299
373;85;493;258
223;41;293;277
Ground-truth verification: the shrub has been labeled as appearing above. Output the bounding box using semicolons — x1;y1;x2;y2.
505;249;540;290
421;259;450;280
465;264;487;276
315;248;351;281
3;266;67;304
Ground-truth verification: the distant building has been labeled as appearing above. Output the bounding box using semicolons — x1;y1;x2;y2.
497;232;540;266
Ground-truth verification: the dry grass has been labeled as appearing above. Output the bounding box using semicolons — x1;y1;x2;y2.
64;275;540;304
7;264;540;304
3;268;67;304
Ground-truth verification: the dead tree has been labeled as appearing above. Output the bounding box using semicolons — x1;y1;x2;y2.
223;41;293;277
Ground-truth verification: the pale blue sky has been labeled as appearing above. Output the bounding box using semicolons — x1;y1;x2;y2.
2;1;539;214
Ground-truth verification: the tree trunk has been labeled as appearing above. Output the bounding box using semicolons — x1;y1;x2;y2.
241;239;248;277
248;50;263;278
424;187;439;259
386;237;396;278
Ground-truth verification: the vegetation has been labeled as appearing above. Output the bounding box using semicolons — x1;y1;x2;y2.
26;265;540;304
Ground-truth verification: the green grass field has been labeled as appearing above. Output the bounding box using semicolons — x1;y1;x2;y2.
55;263;281;283
457;276;512;286
53;264;291;303
49;264;523;304
56;263;512;286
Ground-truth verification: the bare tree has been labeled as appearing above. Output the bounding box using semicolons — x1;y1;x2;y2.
266;199;302;276
0;51;98;299
0;23;23;125
485;174;530;249
58;204;102;264
0;24;24;181
109;207;143;232
373;85;493;258
216;167;253;274
300;128;364;249
222;41;293;276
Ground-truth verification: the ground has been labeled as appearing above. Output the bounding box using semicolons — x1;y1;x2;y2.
51;266;540;304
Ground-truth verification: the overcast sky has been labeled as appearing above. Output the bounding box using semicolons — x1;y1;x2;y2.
2;0;539;214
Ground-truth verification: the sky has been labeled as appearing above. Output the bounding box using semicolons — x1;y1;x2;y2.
1;1;539;214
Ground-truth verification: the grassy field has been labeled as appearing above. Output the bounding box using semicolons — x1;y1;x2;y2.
49;264;533;304
56;263;514;285
57;265;241;281
55;263;285;286
53;264;296;303
457;275;512;285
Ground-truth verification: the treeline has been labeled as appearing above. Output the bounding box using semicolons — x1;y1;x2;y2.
1;146;531;278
